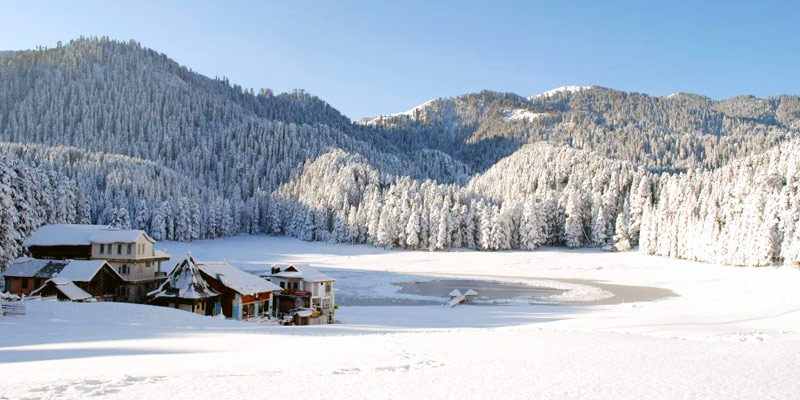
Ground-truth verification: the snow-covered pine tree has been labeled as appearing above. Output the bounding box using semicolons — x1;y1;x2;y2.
613;201;632;252
564;191;584;248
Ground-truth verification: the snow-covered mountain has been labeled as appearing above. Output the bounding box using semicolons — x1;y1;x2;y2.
1;38;799;267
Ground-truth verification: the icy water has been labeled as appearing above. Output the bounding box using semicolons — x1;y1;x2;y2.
316;269;677;307
397;278;565;304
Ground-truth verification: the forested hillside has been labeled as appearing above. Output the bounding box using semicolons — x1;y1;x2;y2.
0;37;798;268
0;153;85;268
359;88;800;172
641;137;800;266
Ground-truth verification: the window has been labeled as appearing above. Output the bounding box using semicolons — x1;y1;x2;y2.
118;244;122;254
22;278;29;289
119;264;129;275
243;303;255;319
279;281;285;289
127;244;132;255
100;244;104;254
325;283;331;294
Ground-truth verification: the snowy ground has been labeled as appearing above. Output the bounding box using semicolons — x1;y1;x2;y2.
2;235;800;399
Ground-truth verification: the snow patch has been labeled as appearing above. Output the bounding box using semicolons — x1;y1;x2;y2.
502;109;548;122
530;86;592;100
357;99;436;125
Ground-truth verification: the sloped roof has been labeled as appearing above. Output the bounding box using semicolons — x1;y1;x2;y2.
2;258;119;282
88;229;152;244
2;258;52;278
32;279;93;301
56;260;118;282
196;261;281;296
149;256;219;300
23;224;153;247
270;264;335;283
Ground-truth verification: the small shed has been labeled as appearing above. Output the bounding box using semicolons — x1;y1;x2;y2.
31;279;93;302
148;255;221;316
463;289;478;302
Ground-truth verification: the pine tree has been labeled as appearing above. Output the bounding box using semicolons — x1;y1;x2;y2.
377;206;394;249
111;206;131;229
405;208;421;249
564;191;584;248
613;201;632;252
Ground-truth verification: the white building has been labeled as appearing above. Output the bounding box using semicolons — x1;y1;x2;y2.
262;264;336;325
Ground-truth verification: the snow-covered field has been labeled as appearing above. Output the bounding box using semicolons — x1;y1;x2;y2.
2;235;800;399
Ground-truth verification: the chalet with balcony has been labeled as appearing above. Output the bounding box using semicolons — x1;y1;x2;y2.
262;264;336;325
148;255;221;316
22;224;171;302
2;257;124;300
196;261;282;320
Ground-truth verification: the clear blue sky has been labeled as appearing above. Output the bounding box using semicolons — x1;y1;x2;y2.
1;1;799;120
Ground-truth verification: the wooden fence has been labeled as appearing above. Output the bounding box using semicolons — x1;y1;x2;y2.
0;301;26;316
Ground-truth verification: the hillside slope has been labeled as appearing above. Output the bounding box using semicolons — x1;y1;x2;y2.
0;37;799;267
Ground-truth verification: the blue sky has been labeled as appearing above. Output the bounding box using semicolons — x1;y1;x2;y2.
1;1;798;120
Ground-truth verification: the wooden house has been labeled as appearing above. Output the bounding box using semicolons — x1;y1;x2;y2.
22;224;171;302
262;264;336;325
196;261;282;320
2;258;124;300
148;255;221;316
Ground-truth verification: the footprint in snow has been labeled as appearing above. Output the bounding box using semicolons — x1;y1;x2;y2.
332;368;361;375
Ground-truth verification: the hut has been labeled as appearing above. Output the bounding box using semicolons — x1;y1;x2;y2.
30;279;93;302
148;255;221;316
464;289;479;303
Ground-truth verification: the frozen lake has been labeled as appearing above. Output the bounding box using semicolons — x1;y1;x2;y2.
251;268;677;307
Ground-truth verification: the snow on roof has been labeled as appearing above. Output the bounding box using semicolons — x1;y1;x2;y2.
464;289;478;296
55;260;116;282
32;279;93;301
2;258;52;278
88;229;151;244
149;256;219;300
196;261;281;295
3;258;117;282
449;289;462;297
23;224;153;247
295;309;312;317
529;86;592;100
270;264;335;282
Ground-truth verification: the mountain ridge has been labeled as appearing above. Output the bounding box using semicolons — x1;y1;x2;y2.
0;37;799;267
